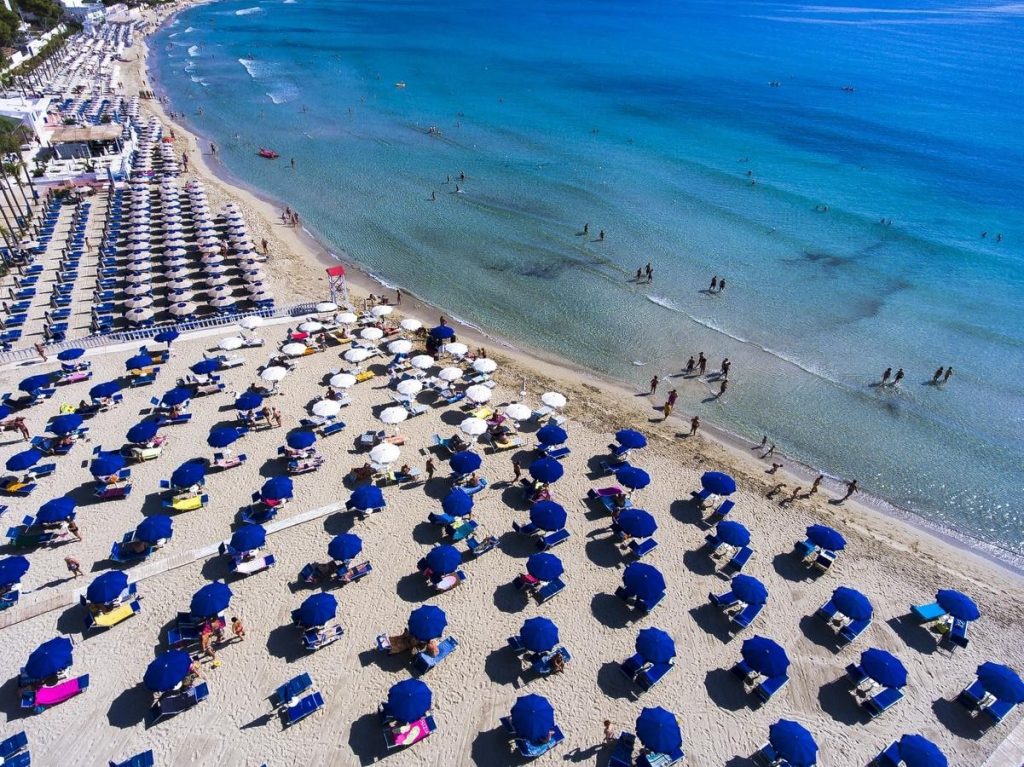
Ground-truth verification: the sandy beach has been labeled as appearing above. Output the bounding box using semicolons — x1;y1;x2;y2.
1;8;1023;766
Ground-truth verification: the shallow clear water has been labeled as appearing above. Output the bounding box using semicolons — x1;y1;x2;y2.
151;0;1024;554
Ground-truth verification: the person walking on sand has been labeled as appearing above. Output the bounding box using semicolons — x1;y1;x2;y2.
783;486;802;504
662;401;673;420
767;462;783;474
34;342;47;362
809;474;823;495
67;519;81;542
697;353;707;375
689;415;700;436
766;482;786;499
261;406;273;429
754;435;767;451
395;289;402;305
762;443;776;458
684;356;695;375
65;556;82;578
12;417;29;441
893;368;905;386
271;407;283;428
710;276;718;292
512;459;522;483
603;720;616;744
649;375;659;395
667;388;678;408
425;457;435;481
839;479;858;502
943;367;953;383
231;616;246;641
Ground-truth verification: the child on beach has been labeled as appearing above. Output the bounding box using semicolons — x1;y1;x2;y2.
231;617;246;641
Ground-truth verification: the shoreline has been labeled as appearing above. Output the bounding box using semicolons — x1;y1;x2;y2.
140;3;1023;580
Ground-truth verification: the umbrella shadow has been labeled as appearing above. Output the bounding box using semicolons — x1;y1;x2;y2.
439;410;466;426
597;660;637;701
107;683;152;729
257;458;282;479
798;614;840;652
0;676;31;721
499;485;531;511
493;582;529;614
322;511;355;536
817;677;864;725
395;572;433;603
770;552;811;583
484;646;522;687
200;554;234;583
668;498;704;526
498;531;538;560
886;616;939;655
704;667;750;712
689;604;736;644
265;624;305;662
357;647;408;674
411;521;441;545
54;603;85;636
347;710;386;766
422;477;449;500
590;592;632;630
724;757;759;767
585;454;615;480
585;536;625;569
682;548;718;577
932;696;984;739
138;491;168;518
470;725;519;767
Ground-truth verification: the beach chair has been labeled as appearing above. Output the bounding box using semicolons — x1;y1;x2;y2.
874;741;903;767
723;546;754;574
1;479;36;498
466;534;498;557
338;561;373;584
233;553;276;575
957;679;987;711
84;600;141;632
149;682;208;724
535;578;565;603
303;625;344;650
271;672;313;709
692;487;715;506
211;452;247;471
109;750;154;767
128;445;162;462
162;493;207;512
157;413;192;427
731;602;764;631
167;623;202;650
28;463;56;479
319;420;346;437
706;499;734;524
284;690;325;726
512;520;540;537
637;591;665;613
383;715;436;750
23;674;90;712
863;687;904;717
839;617;871;644
515;725;565;759
0;731;27;760
531;646;570;675
628;538;658;559
910;601;947;623
413;637;459;672
942;618;969;650
536;528;570;550
620;653;646;680
981;699;1017;729
637;661;674;691
486;433;523;452
95;483;132;502
710;590;740;611
755;674;789;702
538;444;571;461
1;587;19;611
608;732;636;767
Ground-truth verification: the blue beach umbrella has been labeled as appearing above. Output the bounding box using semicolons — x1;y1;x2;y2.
616;509;657;538
0;555;30;586
229;524;266;552
171;459;206;488
616;466;651;491
715;520;751;548
161;387;192;407
86;571;129;604
441;487;473;517
387;679;432;723
328;533;363;562
47;414;83;435
296;593;337;626
741;636;790;678
701;471;737;496
190;582;233;618
536;424;568;446
235;391;263;411
0;404;10;420
408;605;447;641
530;500;567;531
636;627;676;663
262;476;294;501
529;458;563;484
615;429;647;449
126;420;159;444
89;380;122;399
25;637;73;680
136;515;173;543
19;373;54;393
191;358;220;375
125;354;152;371
144;650;192;692
90;450;125;477
768;720;818;767
57;348;85;361
520;617;559;653
510;694;555;742
207;426;246;448
860;648;908;689
732;574;769;606
424;544;461;575
897;734;948;767
347;483;382;510
286;430;317;450
806;524;846;551
6;448;42;472
37;497;76;523
936;590;980;622
449;450;482;475
832;587;873;621
429;325;455;340
154;330;179;345
977;662;1024;703
623;562;666;602
636;706;682;754
526;552;563;582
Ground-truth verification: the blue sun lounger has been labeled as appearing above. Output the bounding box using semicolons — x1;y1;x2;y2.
731;602;764;631
413;636;459;672
875;741;903;767
149;682;208;724
982;699;1017;729
620;653;646;680
109;750;154;767
500;718;565;759
863;687;904;717
706;499;734;524
710;590;740;610
628;538;658;558
531;647;570;675
723;546;754;574
3;756;28;767
0;731;27;760
271;672;313;708
536;528;570;550
608;732;636;767
636;661;674;691
910;602;946;622
942;618;969;649
284;690;324;726
512;520;539;536
303;625;344;650
755;674;789;702
536;577;565;603
839;617;872;644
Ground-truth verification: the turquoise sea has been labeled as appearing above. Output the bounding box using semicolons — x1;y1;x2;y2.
150;0;1024;557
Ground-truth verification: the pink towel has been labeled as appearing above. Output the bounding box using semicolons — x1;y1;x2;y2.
34;677;83;706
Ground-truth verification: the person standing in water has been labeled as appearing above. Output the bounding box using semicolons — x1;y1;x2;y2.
689;415;700;436
710;276;718;292
649;375;659;395
684;356;695;375
720;358;731;379
697;353;707;375
583;223;589;235
839;479;858;502
893;368;905;385
718;278;726;292
598;230;605;241
880;367;892;385
809;474;824;495
943;367;954;382
717;379;728;397
932;367;944;384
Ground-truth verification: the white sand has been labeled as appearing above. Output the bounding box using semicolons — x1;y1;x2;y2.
0;9;1022;767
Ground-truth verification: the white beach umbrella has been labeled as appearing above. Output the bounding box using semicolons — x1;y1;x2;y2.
129;242;150;253
210;296;236;309
170;301;197;316
126;307;154;324
396;379;422;397
465;385;492;404
379;406;408;426
312;400;341;418
299;321;323;333
127;261;153;274
504;403;532;421
240;316;263;330
399;318;423;332
165;267;191;279
369;443;401;465
125;282;150;295
206;264;230;277
281;343;308;357
473;358;498;374
444;342;469;357
245;282;267;295
219;337;244;351
202;253;224;265
164;247;188;258
438;367;463;382
344;348;370;363
261;366;288;383
249;290;274;303
329;373;357;389
360;327;384;341
459;417;487;437
164;257;190;268
388;339;413;355
336;312;358;325
165;237;188;249
125;296;153;310
541;391;567;409
206;275;231;288
316;302;338;313
410;355;434;370
371;305;393;318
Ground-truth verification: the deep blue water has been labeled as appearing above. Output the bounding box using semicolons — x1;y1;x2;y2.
151;0;1024;554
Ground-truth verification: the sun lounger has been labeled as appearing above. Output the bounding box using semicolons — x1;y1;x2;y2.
233;553;276;575
845;662;869;686
129;445;162;462
957;679;987;712
95;483;132;502
384;715;436;750
129;372;158;387
211;452;247;470
167;623;202;650
303;625;344;650
466;534;498;556
516;725;565;758
637;591;665;613
723;546;754;574
620;653;646;680
636;660;674;691
512;520;539;537
531;646;571;675
874;741;904;767
535;577;566;603
707;499;734;524
0;731;27;760
24;674;89;712
1;588;19;611
463;477;489;496
732;602;764;631
536;528;570;550
486;434;523;451
271;672;313;708
942;617;969;649
1;480;36;497
982;699;1017;728
149;682;208;724
539;445;571;460
692;487;714;506
84;600;141;631
109;750;154;767
156;413;192;427
284;690;324;726
910;602;947;622
413;637;459;672
863;687;904;717
431;570;467;592
710;590;740;610
628;538;658;558
755;674;789;702
162;493;208;512
608;732;636;767
28;463;56;479
839;617;871;644
241;503;278;525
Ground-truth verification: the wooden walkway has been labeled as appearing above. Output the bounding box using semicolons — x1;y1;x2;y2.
983;717;1024;767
